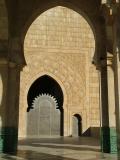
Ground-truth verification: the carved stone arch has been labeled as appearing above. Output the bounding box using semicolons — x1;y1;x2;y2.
22;2;96;40
23;72;67;110
27;73;65;137
27;74;64;109
21;2;99;64
23;5;95;107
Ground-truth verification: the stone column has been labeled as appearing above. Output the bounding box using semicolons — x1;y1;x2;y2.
114;51;120;158
0;36;25;153
1;62;22;153
113;6;120;158
0;59;8;152
100;0;120;154
99;59;110;153
107;53;117;153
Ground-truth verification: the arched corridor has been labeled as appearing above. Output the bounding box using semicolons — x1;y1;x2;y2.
18;4;116;155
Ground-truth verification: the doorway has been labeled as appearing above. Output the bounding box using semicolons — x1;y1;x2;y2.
72;114;82;137
27;75;64;137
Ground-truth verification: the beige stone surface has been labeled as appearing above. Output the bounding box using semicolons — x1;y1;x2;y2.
19;6;100;137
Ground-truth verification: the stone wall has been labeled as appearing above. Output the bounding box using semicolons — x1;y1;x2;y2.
19;6;100;137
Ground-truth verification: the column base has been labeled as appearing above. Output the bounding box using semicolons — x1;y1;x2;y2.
101;127;110;153
110;127;117;154
0;127;18;154
101;127;117;154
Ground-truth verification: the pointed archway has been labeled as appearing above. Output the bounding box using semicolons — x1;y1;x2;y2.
27;75;64;137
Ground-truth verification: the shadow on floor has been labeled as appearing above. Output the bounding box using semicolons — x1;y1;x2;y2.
0;137;117;160
1;150;82;160
19;137;100;146
26;143;100;152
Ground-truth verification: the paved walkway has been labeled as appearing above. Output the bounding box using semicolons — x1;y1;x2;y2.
0;137;117;160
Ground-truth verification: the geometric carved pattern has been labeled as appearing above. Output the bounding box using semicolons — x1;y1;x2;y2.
31;93;58;109
27;94;60;137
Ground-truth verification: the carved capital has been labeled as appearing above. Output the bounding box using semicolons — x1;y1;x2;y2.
101;0;119;25
8;37;26;66
107;52;114;67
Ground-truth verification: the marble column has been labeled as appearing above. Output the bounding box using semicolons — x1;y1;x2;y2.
100;1;120;154
99;59;110;153
1;62;22;153
107;53;117;153
113;6;120;158
0;36;25;153
0;59;8;153
114;51;120;158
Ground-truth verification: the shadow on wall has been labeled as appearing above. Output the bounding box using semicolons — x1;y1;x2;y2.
71;126;100;138
82;127;100;138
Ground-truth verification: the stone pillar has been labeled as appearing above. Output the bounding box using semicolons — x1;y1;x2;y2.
99;59;110;153
100;0;120;154
1;62;21;153
107;53;117;153
112;6;120;158
114;51;120;157
0;59;8;153
0;37;25;153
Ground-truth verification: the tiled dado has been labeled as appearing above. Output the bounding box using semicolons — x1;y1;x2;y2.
101;127;117;154
0;127;18;153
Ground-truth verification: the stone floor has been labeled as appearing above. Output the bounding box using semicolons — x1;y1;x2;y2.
0;137;117;160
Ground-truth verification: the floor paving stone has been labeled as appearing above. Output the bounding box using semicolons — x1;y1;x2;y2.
0;137;117;160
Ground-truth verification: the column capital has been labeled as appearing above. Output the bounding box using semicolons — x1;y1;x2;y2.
94;53;114;70
92;58;106;70
8;37;26;67
101;0;119;13
107;52;114;67
101;0;119;25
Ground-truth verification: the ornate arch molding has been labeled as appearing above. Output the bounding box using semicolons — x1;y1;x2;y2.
20;0;105;68
23;72;68;109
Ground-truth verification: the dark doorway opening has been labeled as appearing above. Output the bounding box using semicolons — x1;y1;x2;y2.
72;114;82;137
27;75;64;137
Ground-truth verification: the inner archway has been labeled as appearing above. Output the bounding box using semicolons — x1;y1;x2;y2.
27;75;64;137
72;114;82;137
19;5;99;144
